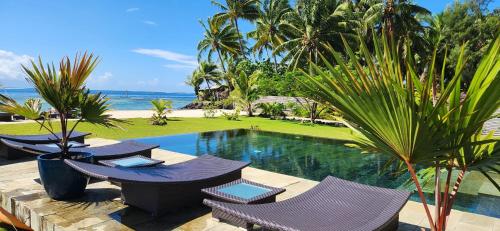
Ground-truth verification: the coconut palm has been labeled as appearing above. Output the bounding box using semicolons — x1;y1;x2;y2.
0;53;120;159
194;61;223;100
299;32;499;231
276;0;355;69
185;71;204;99
383;0;430;36
247;0;291;68
230;69;260;116
198;17;241;72
212;0;260;57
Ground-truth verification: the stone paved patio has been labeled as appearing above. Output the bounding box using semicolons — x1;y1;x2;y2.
0;138;498;231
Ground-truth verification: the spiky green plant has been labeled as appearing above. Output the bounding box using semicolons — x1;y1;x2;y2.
150;99;172;126
299;32;499;231
0;52;121;159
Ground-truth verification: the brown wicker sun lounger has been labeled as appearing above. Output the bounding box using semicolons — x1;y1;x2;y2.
0;139;158;161
65;155;250;216
204;176;411;231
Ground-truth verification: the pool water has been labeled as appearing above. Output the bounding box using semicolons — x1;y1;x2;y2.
132;129;499;218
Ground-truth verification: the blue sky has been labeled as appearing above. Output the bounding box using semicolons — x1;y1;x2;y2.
0;0;497;93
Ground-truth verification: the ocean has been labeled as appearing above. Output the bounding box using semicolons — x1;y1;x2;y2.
0;88;196;110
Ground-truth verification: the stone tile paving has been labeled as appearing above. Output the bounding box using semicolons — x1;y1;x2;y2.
0;138;498;231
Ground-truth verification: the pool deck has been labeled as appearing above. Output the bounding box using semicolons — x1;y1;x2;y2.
0;138;498;231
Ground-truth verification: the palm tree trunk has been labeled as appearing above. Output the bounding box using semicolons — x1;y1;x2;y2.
247;103;253;117
205;79;212;101
233;18;246;57
216;49;227;72
384;0;395;39
272;50;279;71
216;49;235;91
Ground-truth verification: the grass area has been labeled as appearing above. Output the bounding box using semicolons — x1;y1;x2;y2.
0;117;355;141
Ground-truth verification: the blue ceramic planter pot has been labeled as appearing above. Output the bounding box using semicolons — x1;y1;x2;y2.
37;152;93;200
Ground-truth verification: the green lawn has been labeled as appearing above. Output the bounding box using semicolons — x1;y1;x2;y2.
0;117;355;141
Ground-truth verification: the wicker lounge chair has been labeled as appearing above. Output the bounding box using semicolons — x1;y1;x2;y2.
0;139;158;161
0;131;90;144
204;176;410;231
65;155;250;216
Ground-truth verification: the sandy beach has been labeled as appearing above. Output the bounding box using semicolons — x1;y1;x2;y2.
105;109;241;119
0;109;244;124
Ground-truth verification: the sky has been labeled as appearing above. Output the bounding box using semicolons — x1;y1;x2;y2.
0;0;498;93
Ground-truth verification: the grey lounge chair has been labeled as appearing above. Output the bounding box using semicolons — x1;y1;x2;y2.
204;176;410;231
0;139;158;161
0;131;90;144
65;155;250;216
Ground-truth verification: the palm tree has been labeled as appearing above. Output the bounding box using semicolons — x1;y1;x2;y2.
185;71;204;99
351;0;384;38
276;0;355;69
247;0;291;69
230;69;260;116
300;33;500;231
198;17;241;73
212;0;260;57
194;61;223;101
420;13;448;102
371;0;431;42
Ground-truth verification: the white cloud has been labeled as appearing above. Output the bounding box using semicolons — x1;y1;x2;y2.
0;50;33;80
164;64;197;70
142;20;157;26
132;48;198;69
90;72;112;83
126;8;139;12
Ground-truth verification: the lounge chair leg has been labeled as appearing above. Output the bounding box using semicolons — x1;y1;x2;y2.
212;208;253;230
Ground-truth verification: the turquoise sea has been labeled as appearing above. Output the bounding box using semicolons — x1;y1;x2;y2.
0;88;196;110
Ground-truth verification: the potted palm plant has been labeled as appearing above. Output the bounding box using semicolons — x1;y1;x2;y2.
0;52;119;200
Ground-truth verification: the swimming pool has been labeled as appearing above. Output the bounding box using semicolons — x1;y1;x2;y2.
132;129;500;218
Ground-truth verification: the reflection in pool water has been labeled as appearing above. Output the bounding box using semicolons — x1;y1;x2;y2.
132;129;499;218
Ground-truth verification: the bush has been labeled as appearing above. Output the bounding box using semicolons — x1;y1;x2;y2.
222;109;240;120
202;103;219;118
257;103;286;119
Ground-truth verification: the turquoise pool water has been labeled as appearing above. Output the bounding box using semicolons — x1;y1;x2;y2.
132;129;499;218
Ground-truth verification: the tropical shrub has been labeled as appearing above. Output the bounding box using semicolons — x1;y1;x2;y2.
222;109;240;120
257;102;285;119
300;33;499;231
202;101;222;118
288;99;330;123
0;53;120;159
150;99;172;126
